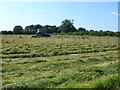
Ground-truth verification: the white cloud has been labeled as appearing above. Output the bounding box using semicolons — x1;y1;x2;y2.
112;12;120;16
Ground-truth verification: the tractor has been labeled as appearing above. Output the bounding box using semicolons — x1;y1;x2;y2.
31;29;51;38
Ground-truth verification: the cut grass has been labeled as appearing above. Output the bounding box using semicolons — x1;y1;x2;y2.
61;74;119;88
1;35;119;89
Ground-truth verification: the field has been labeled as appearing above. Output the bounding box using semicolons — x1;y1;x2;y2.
1;35;120;89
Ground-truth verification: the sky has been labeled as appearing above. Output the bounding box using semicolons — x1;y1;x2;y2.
0;1;119;31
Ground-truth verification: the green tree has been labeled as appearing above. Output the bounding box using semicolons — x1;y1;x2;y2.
106;30;115;36
1;31;8;34
7;31;13;34
13;25;23;34
34;24;42;32
42;25;51;33
24;24;42;34
78;27;86;31
29;25;35;34
42;25;59;33
59;19;77;33
24;26;30;34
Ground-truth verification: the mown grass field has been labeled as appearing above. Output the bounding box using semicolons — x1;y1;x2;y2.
1;35;120;89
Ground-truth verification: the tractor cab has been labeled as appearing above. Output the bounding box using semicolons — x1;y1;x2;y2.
35;29;51;37
36;29;44;37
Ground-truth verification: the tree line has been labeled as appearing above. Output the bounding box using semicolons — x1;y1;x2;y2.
1;19;120;37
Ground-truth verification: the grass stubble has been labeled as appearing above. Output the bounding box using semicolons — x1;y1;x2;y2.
1;35;120;89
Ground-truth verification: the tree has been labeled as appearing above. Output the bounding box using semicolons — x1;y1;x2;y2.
24;26;31;34
1;31;8;34
34;24;42;30
42;25;51;33
24;24;42;34
13;25;23;34
42;25;59;33
106;30;115;36
78;27;86;31
7;31;13;34
59;19;77;33
29;25;35;34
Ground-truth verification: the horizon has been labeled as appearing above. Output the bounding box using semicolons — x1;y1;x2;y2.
0;2;119;31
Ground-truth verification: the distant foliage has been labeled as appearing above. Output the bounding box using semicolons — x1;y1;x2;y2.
1;31;13;34
42;25;60;33
1;19;120;37
78;27;86;31
24;24;42;34
13;25;23;34
59;19;77;33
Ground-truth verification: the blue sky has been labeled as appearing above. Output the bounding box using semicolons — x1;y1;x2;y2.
0;2;118;31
